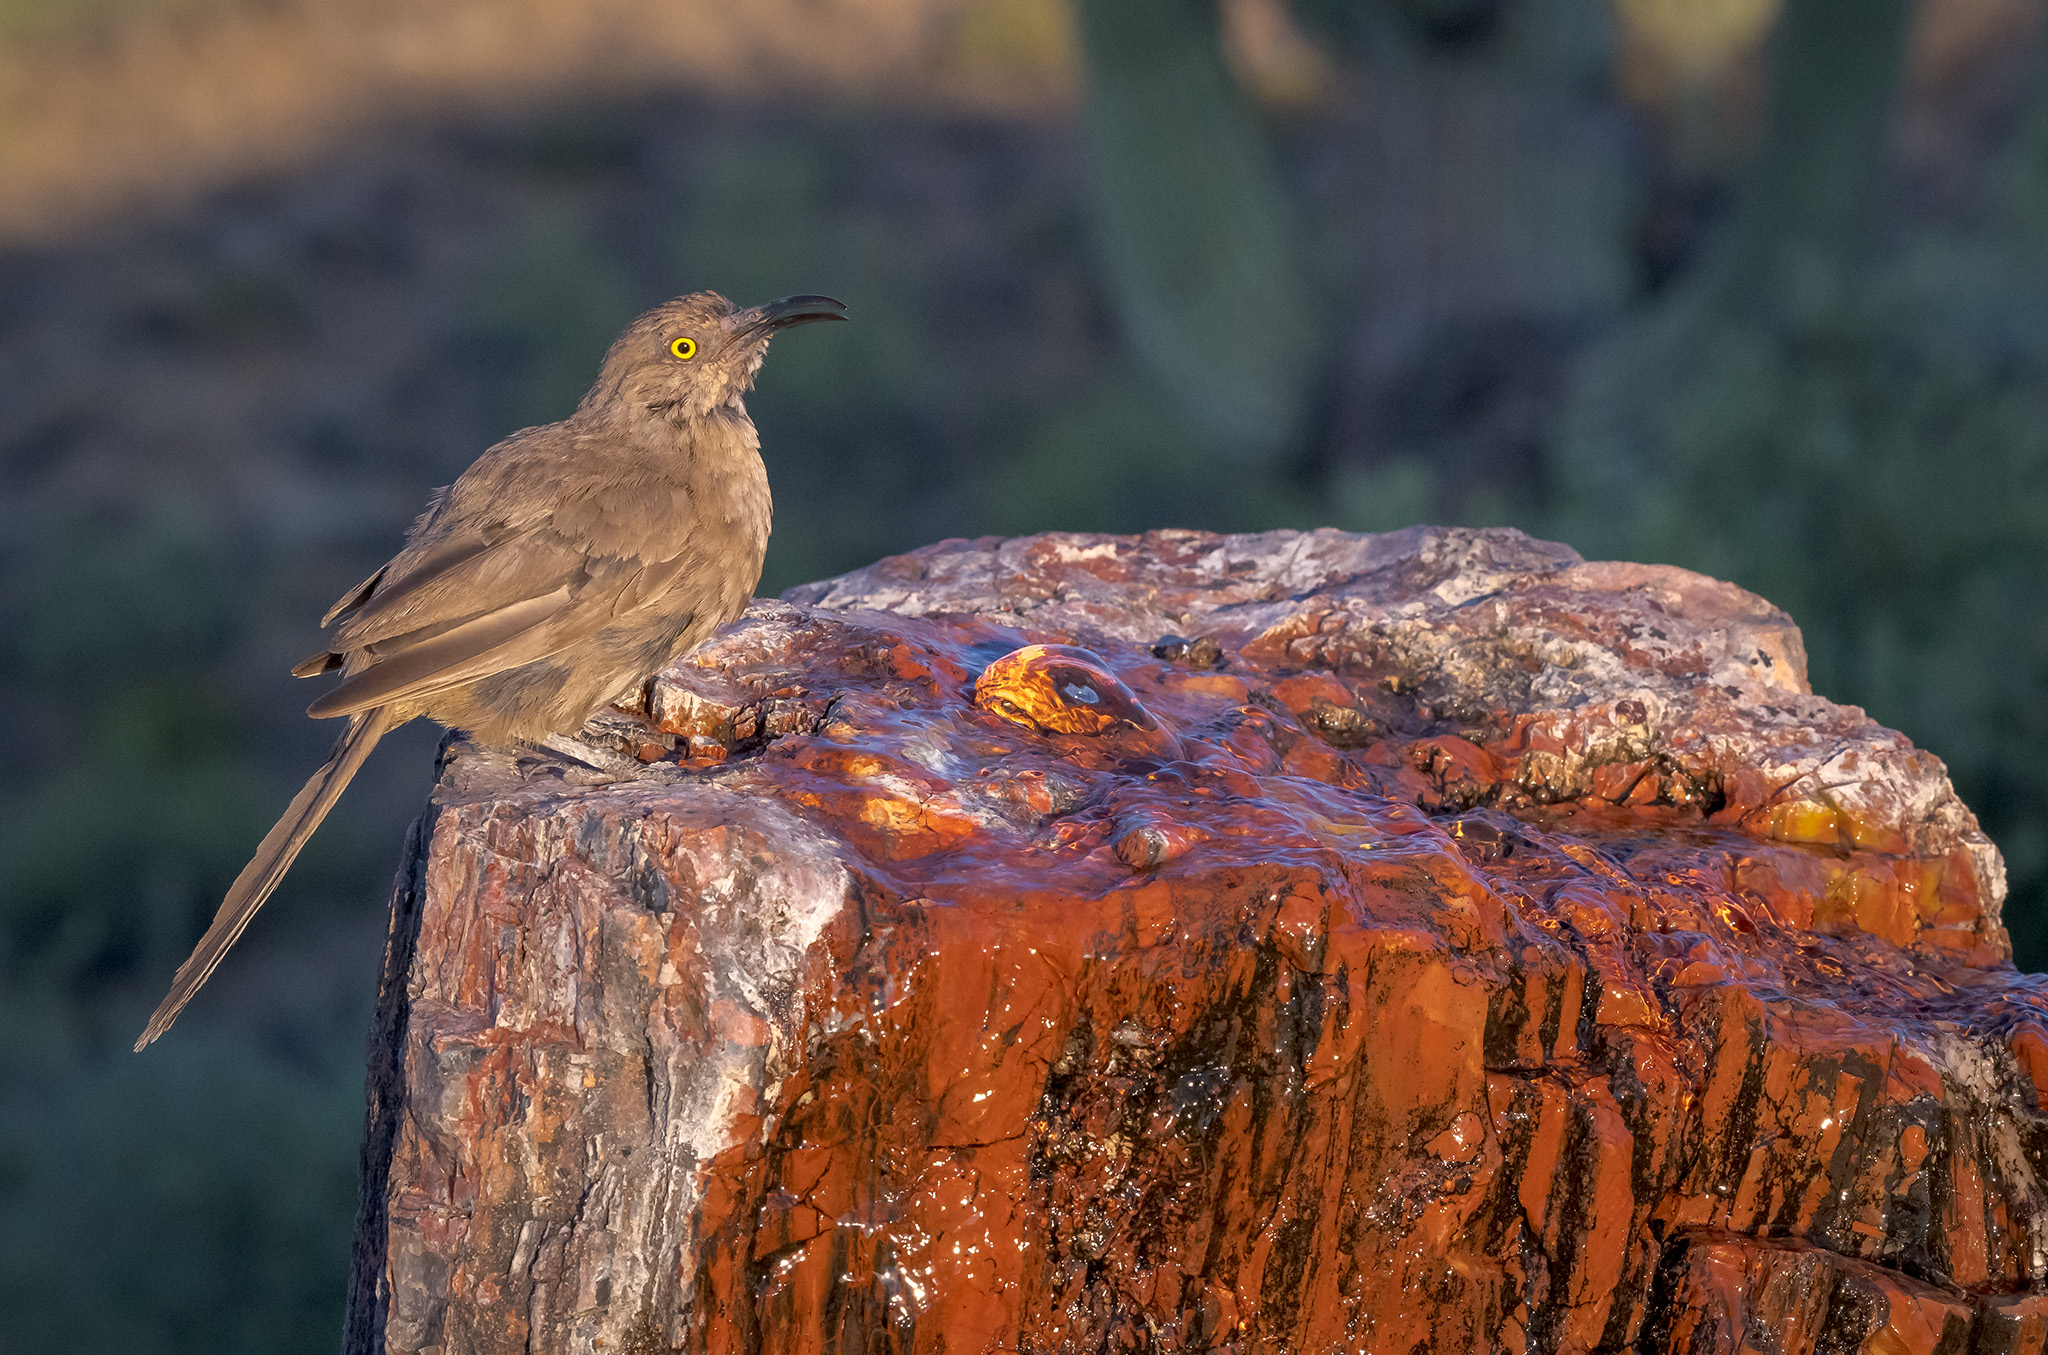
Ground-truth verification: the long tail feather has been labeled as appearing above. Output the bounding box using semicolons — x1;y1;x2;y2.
136;708;395;1050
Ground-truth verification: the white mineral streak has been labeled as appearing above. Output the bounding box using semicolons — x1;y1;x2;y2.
634;792;850;1347
386;777;851;1354
1927;1029;2048;1276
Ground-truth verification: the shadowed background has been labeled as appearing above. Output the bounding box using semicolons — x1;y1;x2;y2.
1;0;2043;1346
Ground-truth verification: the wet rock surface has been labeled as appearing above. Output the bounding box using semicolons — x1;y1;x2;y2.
346;526;2046;1354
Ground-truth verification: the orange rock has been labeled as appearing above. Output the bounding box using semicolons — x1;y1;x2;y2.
1641;1231;1976;1354
348;528;2043;1355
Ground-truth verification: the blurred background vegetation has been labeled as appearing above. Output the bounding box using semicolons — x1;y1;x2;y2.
1;0;2044;1345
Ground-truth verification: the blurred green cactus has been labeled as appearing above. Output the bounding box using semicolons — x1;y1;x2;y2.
1072;0;1321;464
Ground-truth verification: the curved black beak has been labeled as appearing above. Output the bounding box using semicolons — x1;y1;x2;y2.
734;294;848;341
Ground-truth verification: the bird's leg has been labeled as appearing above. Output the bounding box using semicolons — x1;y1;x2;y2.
593;703;664;738
528;706;679;778
535;733;645;778
588;705;679;760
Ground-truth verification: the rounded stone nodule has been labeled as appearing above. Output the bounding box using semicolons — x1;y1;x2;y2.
974;644;1159;739
1112;813;1201;871
1114;824;1177;870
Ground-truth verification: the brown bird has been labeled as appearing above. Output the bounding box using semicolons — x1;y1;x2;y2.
136;291;847;1050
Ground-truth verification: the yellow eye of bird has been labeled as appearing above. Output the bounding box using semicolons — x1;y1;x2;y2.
669;336;697;361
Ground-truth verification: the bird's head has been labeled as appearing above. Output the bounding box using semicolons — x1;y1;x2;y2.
585;291;847;424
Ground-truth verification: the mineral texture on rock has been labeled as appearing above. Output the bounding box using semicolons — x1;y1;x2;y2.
346;527;2048;1355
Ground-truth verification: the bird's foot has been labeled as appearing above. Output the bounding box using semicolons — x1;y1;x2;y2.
588;706;682;762
516;709;681;781
535;734;645;779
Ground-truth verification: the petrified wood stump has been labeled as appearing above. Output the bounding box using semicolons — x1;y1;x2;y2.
345;527;2048;1355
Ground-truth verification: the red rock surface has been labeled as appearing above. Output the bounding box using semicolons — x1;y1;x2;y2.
345;527;2047;1355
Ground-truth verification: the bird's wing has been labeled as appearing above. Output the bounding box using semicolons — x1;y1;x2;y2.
292;527;526;677
315;419;600;648
320;562;387;627
305;583;582;717
297;413;727;716
329;526;538;649
302;496;724;719
304;537;711;719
